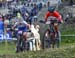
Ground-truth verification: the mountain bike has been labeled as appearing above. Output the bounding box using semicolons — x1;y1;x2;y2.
40;17;61;49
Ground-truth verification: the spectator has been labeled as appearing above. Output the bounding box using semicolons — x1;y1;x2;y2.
37;3;42;11
0;14;3;21
0;2;2;8
0;14;4;34
30;5;38;16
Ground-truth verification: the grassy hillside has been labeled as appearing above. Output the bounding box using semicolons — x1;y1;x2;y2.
0;43;75;58
0;35;75;55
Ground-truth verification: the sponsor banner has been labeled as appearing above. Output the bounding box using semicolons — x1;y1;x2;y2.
0;33;12;40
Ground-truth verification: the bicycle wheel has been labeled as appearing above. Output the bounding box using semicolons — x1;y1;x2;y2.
16;35;23;53
42;29;51;49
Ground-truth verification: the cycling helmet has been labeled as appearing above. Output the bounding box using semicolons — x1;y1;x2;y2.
17;12;21;19
25;12;29;17
48;6;56;13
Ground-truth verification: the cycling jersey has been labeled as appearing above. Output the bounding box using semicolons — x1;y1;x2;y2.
45;11;62;22
14;21;28;32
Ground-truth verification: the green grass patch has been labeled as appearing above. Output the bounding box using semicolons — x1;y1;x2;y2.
0;36;75;55
0;44;75;58
61;36;75;44
0;41;16;54
61;29;75;35
0;26;75;57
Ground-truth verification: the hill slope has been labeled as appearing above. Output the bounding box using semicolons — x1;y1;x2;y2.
0;43;75;58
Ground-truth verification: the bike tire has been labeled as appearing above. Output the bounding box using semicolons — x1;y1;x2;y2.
42;29;50;49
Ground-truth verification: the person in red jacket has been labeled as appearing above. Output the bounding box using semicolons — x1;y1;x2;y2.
44;6;63;48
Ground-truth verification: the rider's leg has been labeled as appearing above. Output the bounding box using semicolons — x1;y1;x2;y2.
22;32;27;50
16;34;22;53
49;25;55;48
23;32;27;40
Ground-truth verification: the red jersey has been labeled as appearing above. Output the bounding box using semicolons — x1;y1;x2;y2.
45;11;62;22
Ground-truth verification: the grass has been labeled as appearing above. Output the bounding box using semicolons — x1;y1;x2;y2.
61;28;75;35
0;43;75;58
0;41;16;54
0;20;75;57
0;28;75;54
0;36;75;54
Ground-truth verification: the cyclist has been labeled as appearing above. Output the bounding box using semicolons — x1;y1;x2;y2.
44;6;63;48
13;12;30;52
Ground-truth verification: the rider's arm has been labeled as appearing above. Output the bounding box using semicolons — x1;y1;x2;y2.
45;11;50;22
54;11;63;23
23;21;30;27
13;22;18;28
58;15;63;23
23;21;28;25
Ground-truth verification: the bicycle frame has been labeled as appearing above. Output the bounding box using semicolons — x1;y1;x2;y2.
43;18;59;49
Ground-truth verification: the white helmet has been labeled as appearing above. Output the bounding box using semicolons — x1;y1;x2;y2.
17;12;22;19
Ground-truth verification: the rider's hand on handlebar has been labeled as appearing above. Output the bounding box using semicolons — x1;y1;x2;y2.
45;19;47;22
58;20;63;24
27;24;30;28
61;20;64;23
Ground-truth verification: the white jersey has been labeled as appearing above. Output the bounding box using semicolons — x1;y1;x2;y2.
14;20;28;27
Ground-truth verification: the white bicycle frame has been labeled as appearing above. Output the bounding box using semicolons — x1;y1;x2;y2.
27;37;36;51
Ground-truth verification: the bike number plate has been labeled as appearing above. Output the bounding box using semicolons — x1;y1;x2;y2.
18;31;23;34
46;21;51;24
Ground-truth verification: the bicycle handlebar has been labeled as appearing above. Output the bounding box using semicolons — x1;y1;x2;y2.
39;16;62;24
7;28;31;32
39;19;59;24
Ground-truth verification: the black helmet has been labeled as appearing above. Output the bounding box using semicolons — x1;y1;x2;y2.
48;6;56;13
